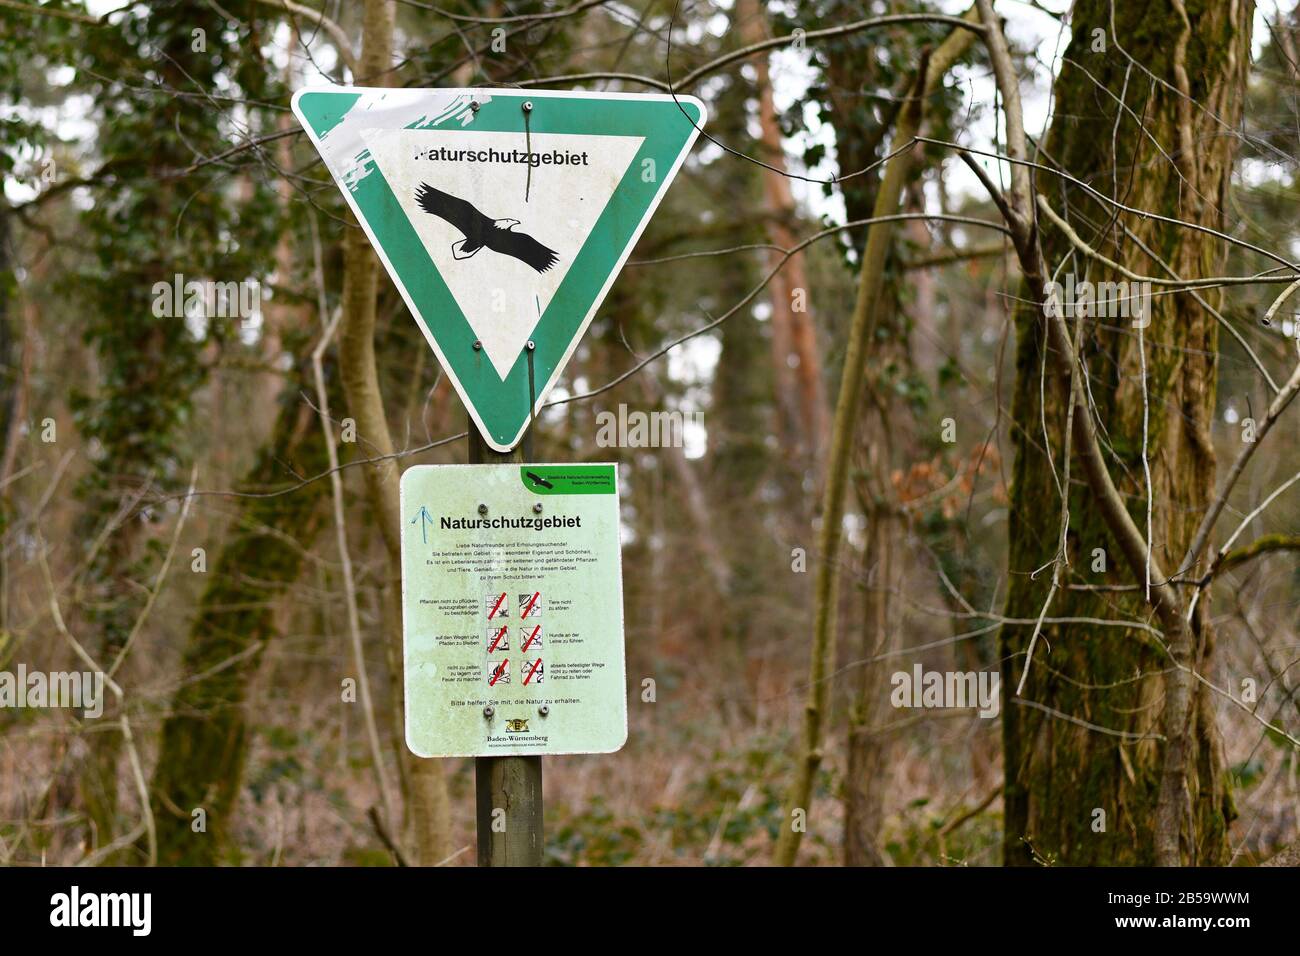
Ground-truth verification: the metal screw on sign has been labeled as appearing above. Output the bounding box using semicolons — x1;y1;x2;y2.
473;340;483;351
522;101;533;113
533;503;543;514
538;705;549;717
483;705;494;719
478;503;488;516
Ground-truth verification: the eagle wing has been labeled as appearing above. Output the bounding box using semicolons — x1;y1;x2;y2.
493;228;560;273
414;184;491;239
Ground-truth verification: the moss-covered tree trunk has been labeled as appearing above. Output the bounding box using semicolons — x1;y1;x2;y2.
1001;0;1248;866
150;379;332;865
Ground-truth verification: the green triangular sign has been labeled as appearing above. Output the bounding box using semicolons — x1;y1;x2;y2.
292;86;706;451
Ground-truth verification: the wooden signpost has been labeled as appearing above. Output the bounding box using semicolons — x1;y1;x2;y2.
468;428;542;867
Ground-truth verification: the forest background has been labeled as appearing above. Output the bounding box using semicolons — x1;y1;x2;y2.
1;0;1298;867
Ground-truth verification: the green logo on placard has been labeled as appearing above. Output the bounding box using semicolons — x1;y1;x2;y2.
521;465;616;495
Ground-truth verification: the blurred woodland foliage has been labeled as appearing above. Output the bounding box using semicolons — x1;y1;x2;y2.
0;0;1297;867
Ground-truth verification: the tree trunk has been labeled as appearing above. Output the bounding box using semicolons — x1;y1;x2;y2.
774;15;980;863
151;382;333;865
844;503;893;866
1001;0;1247;866
773;52;932;868
736;0;828;488
332;0;452;865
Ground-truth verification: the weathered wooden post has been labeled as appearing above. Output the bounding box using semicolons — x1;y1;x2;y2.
469;422;544;866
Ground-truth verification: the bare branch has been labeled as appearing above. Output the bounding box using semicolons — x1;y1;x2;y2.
1180;359;1300;576
250;0;361;79
674;12;985;91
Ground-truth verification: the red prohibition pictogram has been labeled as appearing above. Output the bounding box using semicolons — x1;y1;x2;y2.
489;659;509;687
521;624;541;652
520;591;541;619
523;658;543;686
487;592;508;620
488;624;509;653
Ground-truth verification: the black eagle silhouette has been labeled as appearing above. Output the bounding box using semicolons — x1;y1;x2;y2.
414;183;559;273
